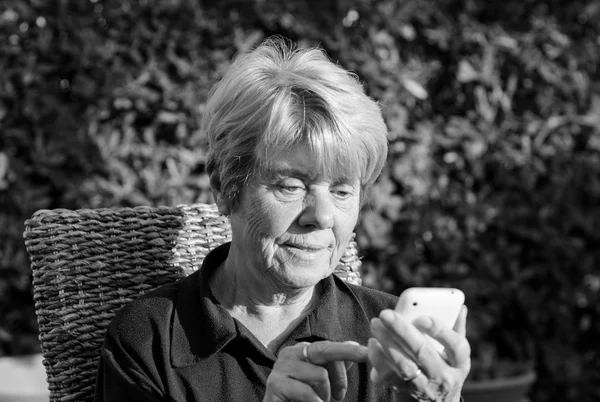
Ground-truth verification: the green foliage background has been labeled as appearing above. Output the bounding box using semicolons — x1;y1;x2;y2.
1;1;599;401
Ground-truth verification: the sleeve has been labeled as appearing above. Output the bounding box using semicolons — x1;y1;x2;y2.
94;341;164;402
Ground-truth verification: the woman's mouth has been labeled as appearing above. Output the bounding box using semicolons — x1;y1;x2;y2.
282;243;330;253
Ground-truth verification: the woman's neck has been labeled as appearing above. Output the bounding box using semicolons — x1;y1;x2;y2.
209;257;320;352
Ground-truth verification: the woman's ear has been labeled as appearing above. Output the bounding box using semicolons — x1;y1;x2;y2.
208;169;231;216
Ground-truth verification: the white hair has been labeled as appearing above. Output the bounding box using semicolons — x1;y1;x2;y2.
203;36;388;210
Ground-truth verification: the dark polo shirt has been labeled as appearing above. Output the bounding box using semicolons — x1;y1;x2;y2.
95;243;403;401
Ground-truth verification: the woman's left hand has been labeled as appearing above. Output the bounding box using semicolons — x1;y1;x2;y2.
368;306;471;402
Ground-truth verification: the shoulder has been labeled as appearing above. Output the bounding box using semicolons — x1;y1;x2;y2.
104;272;196;348
333;276;398;317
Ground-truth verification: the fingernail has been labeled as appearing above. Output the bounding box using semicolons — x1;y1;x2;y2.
379;309;396;323
370;367;380;383
333;387;346;401
417;316;433;330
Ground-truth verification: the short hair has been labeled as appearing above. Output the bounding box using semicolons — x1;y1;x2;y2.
202;36;388;211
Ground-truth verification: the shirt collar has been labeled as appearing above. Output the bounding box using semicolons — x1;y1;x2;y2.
170;243;236;367
170;243;373;367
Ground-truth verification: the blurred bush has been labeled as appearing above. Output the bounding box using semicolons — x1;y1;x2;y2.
1;0;599;401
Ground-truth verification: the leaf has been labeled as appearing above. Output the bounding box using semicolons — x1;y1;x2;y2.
457;60;478;83
156;111;181;124
402;78;428;100
0;152;9;190
494;35;518;51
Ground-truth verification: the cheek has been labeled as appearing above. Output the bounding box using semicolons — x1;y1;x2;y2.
243;197;280;241
335;203;360;242
336;221;357;246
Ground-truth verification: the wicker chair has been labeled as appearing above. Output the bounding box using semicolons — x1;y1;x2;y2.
23;203;363;402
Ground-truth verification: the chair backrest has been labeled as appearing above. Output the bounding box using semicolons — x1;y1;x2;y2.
23;203;362;401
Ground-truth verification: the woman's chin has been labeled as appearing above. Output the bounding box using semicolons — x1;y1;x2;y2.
270;247;335;287
281;277;325;290
275;262;333;287
277;245;332;263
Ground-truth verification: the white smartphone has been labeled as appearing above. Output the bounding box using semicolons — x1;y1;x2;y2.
395;287;465;353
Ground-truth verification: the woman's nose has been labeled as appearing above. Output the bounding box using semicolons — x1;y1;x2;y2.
298;193;335;229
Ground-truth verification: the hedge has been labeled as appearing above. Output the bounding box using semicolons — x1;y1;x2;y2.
1;1;599;401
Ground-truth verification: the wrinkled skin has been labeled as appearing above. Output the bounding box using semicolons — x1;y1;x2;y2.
368;307;471;402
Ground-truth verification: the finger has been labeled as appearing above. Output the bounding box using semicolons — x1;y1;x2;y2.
342;341;360;371
287;341;311;361
306;342;360;401
368;338;400;386
275;346;332;402
375;311;446;379
376;310;426;362
291;342;357;401
324;360;348;401
369;338;431;399
370;320;424;380
407;370;438;402
368;338;389;383
370;367;398;385
453;305;468;336
412;315;471;368
293;341;360;373
291;341;368;401
266;374;325;402
370;366;402;389
277;359;331;401
305;341;369;365
367;337;434;401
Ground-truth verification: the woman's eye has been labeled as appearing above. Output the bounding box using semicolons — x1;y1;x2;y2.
281;185;304;193
331;187;355;199
276;180;306;195
334;191;351;199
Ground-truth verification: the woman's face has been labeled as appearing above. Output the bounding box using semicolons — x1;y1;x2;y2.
227;142;361;289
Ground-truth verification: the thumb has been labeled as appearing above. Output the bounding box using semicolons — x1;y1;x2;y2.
452;305;468;337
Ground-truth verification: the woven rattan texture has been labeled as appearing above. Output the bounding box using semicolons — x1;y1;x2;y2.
23;203;362;401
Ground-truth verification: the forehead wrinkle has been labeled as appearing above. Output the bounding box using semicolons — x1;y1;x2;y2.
261;164;358;187
263;167;315;181
258;123;363;184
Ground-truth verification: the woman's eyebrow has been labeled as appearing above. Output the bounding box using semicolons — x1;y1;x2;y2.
264;167;359;184
265;168;313;180
332;178;357;186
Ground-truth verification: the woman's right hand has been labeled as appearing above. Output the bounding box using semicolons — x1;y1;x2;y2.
263;340;369;402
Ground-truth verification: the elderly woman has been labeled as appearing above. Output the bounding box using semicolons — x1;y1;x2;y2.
94;37;471;402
